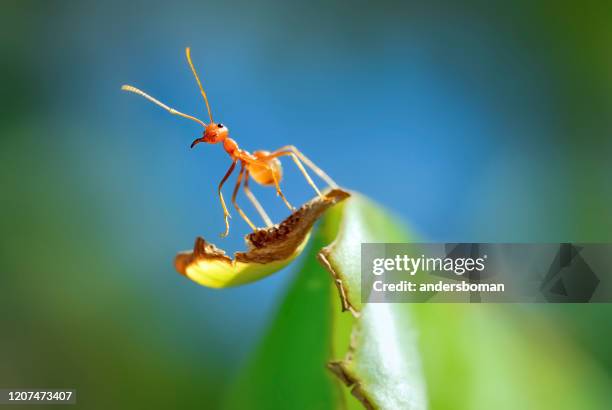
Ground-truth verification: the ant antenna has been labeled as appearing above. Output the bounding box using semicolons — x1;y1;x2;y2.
121;85;207;128
185;47;214;124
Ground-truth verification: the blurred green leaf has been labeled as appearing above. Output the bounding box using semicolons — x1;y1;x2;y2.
411;303;612;410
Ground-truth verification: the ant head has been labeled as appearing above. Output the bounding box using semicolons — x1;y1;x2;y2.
191;123;228;148
122;49;228;150
204;123;229;143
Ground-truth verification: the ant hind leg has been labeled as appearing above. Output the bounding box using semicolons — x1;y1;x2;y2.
273;145;338;189
243;155;294;211
270;170;295;211
267;150;323;198
243;171;274;227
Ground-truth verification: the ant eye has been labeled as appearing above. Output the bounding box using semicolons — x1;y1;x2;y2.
217;123;224;128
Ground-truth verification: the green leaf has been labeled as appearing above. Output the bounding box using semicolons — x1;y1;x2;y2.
321;194;427;409
223;193;427;410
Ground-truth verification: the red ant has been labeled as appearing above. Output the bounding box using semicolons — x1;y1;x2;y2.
122;47;337;237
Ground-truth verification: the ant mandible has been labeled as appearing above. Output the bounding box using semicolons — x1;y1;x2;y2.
122;47;338;237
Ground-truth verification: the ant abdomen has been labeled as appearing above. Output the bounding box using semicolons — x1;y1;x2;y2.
249;151;282;186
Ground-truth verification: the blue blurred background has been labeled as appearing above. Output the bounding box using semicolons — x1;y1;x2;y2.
1;1;611;408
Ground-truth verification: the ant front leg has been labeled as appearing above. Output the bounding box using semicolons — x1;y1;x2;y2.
218;160;237;237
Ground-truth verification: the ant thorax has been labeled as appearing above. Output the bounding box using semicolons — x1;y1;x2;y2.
223;137;240;158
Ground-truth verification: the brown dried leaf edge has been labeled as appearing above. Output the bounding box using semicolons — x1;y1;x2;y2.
174;188;350;277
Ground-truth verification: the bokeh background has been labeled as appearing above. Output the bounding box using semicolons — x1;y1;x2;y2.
1;0;611;408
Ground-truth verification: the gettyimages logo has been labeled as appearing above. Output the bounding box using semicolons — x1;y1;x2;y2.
372;253;486;276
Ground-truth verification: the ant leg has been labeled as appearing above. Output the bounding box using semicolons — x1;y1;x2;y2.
243;171;274;227
266;151;323;198
273;145;338;188
270;168;295;211
231;163;257;231
218;160;237;237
